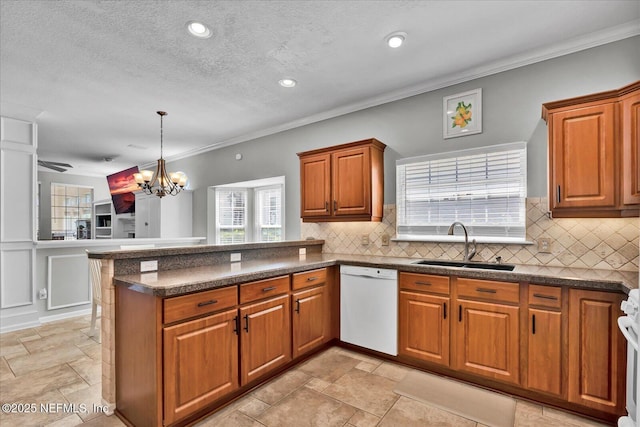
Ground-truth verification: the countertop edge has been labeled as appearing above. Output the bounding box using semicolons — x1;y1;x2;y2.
113;255;636;297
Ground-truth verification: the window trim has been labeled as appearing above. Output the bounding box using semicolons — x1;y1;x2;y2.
395;142;529;244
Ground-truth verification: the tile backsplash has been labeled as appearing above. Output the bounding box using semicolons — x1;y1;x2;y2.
300;198;639;272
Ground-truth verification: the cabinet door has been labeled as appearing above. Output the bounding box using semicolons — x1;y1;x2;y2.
550;103;616;209
239;294;291;385
454;299;520;384
568;289;625;414
399;291;449;366
292;285;326;358
621;90;640;206
332;146;371;216
134;195;160;238
300;153;331;218
527;308;562;396
163;309;239;425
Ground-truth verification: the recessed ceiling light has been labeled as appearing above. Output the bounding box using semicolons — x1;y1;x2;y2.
279;78;297;88
386;32;407;48
186;21;212;39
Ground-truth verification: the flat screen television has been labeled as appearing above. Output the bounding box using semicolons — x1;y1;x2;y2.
106;166;139;214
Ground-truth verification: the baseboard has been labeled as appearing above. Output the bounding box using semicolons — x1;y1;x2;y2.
0;307;101;334
39;306;100;324
0;310;40;333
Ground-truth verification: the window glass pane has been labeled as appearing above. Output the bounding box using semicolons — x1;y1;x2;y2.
255;185;283;243
216;189;247;244
50;184;93;240
396;142;527;241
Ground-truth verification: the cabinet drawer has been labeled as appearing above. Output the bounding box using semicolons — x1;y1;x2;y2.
164;286;237;324
399;272;450;295
456;278;519;304
292;268;327;290
240;276;290;304
528;285;562;309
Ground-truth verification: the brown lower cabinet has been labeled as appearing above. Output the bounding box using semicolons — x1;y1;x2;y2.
568;288;626;414
292;285;327;358
116;267;335;427
453;298;520;385
163;309;239;425
526;285;563;397
239;294;291;385
398;272;626;421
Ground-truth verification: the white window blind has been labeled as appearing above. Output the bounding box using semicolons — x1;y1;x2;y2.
215;189;247;244
396;142;527;242
255;185;283;242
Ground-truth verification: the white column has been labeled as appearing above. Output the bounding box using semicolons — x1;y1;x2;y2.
0;116;38;332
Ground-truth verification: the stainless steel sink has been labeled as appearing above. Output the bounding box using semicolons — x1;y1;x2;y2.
412;259;515;271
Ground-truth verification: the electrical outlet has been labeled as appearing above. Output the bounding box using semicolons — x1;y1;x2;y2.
140;260;158;272
230;253;241;262
299;248;306;256
381;233;390;246
38;288;47;299
538;238;552;253
361;234;370;245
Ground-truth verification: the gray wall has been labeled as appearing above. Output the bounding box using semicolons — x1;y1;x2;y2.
167;36;640;241
38;171;111;240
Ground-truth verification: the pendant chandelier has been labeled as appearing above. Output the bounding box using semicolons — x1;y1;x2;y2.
133;111;187;198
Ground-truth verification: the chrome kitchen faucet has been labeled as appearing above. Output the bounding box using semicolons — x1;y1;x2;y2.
448;221;477;262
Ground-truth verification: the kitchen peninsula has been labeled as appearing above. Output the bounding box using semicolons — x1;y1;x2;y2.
89;240;636;427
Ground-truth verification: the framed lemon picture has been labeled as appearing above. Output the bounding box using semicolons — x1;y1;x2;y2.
443;88;482;139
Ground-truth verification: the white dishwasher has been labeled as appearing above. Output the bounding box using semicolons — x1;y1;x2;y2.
340;265;398;356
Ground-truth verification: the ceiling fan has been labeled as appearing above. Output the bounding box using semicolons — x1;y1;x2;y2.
37;160;73;172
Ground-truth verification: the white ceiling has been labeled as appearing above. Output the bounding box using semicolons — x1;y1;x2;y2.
1;0;639;177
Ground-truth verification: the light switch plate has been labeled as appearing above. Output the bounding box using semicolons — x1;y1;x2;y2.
381;234;390;246
140;260;158;272
299;248;306;256
230;253;241;262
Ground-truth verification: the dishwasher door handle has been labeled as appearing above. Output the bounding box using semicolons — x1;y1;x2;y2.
342;273;395;280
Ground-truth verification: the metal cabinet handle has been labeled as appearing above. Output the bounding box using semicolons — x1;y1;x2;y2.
415;281;431;286
533;293;558;301
233;316;239;335
197;299;218;307
243;314;249;333
306;277;318;282
532;314;536;335
295;299;301;313
557;185;561;204
262;286;276;292
325;201;329;212
443;302;447;320
458;305;462;322
334;200;337;211
476;288;497;294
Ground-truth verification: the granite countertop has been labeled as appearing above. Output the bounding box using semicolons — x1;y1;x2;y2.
113;253;638;297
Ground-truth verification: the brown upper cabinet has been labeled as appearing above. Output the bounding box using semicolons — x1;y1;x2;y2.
542;81;640;217
298;138;386;222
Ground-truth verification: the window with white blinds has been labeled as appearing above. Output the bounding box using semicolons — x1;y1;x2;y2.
396;142;527;242
215;189;247;244
214;181;284;244
255;185;283;242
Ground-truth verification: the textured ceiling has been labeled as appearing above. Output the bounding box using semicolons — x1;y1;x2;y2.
1;0;639;176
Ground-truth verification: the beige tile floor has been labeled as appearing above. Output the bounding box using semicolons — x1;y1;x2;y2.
0;315;610;427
